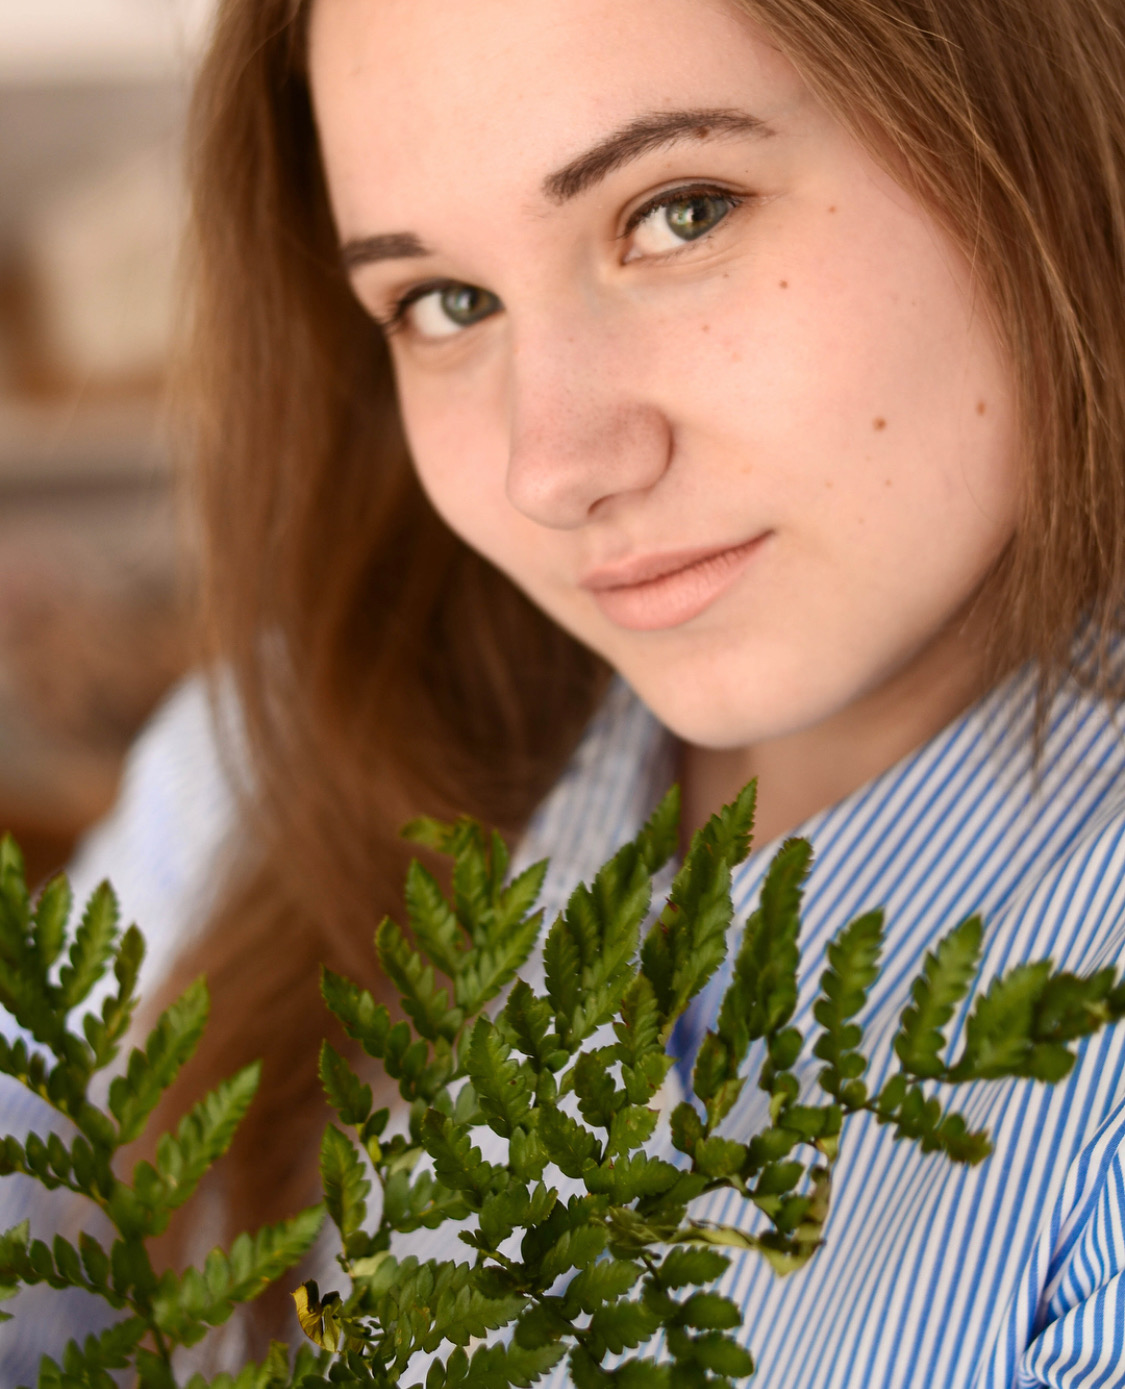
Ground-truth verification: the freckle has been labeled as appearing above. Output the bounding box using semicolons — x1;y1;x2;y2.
828;205;837;213
884;477;893;488
779;280;789;289
976;400;987;415
701;323;711;333
873;417;887;431
825;479;834;489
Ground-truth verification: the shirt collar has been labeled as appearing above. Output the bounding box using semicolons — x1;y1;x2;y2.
517;657;1125;950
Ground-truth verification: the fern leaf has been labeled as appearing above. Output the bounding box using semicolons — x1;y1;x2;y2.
950;961;1125;1083
435;1284;526;1349
572;1049;621;1131
54;1316;148;1380
320;969;391;1060
813;909;884;1102
893;917;983;1078
537;1106;601;1179
319;1043;374;1129
456;910;544;1019
0;852;70;1053
154;1206;325;1344
739;837;812;1042
640;782;756;1035
401;815;460;854
421;1109;505;1207
84;924;146;1071
496;859;549;938
657;1246;731;1288
950;961;1053;1080
583;1153;680;1205
320;1126;370;1242
500;981;556;1071
58;882;120;1013
404;859;467;980
32;876;71;976
147;1062;262;1214
543;917;582;1033
377;918;462;1043
461;1339;566;1389
636;785;682;876
450;821;494;947
109;978;209;1144
568;847;651;1043
468;1019;533;1138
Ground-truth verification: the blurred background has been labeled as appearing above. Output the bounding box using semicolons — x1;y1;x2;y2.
0;0;214;884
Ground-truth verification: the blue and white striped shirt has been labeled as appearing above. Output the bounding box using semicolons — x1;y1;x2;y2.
3;658;1125;1385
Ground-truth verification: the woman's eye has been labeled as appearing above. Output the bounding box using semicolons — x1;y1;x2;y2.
628;191;739;259
404;283;501;338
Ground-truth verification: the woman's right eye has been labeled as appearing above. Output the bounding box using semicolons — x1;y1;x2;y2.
397;283;502;339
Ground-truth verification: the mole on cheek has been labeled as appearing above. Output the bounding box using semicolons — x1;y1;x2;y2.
779;280;789;289
976;400;987;415
873;417;887;431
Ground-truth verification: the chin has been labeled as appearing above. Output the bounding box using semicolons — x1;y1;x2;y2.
616;619;921;751
617;654;824;751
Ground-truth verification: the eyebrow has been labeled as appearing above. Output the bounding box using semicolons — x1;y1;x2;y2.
339;106;771;272
542;107;771;204
340;230;433;272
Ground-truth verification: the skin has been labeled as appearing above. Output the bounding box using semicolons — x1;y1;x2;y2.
308;0;1021;847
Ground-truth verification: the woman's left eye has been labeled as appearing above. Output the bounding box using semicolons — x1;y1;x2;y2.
626;190;741;259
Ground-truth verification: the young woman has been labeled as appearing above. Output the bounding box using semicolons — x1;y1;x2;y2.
4;0;1125;1383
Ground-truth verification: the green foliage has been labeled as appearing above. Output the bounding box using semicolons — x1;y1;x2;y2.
2;776;1125;1388
894;917;983;1080
0;836;325;1387
290;782;1125;1388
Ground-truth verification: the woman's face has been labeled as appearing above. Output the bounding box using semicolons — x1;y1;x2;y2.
309;0;1019;751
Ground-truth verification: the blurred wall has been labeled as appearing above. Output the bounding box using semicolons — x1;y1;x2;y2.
0;0;215;882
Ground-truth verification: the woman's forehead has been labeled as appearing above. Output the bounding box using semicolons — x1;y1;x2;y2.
307;0;805;227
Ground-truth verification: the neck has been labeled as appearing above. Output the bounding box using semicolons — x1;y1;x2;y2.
678;605;1003;852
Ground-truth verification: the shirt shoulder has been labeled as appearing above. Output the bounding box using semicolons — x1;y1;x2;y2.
63;672;243;1004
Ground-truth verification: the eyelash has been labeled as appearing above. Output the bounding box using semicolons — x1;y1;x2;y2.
376;278;462;336
376;181;745;337
621;181;744;239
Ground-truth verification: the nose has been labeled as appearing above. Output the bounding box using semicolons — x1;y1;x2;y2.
504;317;673;529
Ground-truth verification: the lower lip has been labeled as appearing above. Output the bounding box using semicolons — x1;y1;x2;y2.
588;536;767;631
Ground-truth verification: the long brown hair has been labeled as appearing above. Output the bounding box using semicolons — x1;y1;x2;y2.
166;0;1125;1345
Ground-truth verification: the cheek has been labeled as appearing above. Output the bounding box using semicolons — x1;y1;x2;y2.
395;363;581;613
396;367;511;551
663;203;1019;549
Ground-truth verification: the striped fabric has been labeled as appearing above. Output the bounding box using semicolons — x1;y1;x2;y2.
462;664;1125;1387
2;660;1125;1384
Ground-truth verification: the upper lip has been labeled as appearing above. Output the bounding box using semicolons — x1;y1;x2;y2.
579;536;764;591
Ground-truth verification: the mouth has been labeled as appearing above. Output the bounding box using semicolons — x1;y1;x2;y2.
580;535;769;631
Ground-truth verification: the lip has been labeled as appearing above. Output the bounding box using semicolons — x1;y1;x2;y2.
580;534;768;631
